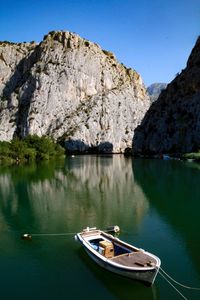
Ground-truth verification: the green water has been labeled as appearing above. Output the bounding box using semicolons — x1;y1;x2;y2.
0;156;200;300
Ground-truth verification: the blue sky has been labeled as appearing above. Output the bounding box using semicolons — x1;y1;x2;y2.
0;0;199;86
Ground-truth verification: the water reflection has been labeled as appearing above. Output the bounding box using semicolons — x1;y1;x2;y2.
0;156;149;234
0;156;152;300
133;158;200;278
0;157;200;299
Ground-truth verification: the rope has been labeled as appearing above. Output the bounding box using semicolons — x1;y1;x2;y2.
159;266;200;290
30;232;77;237
26;227;118;238
158;269;188;300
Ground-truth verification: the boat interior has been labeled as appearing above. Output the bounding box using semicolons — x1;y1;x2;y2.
82;231;157;268
89;237;131;256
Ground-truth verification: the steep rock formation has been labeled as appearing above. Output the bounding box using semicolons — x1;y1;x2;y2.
134;37;200;154
0;31;150;153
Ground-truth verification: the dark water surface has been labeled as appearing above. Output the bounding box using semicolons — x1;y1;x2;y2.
0;156;200;299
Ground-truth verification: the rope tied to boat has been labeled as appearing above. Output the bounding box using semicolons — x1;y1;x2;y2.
158;269;188;300
159;266;200;290
157;265;200;300
21;232;78;240
21;225;120;240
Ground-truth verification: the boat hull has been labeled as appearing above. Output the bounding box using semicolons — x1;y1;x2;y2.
79;236;159;286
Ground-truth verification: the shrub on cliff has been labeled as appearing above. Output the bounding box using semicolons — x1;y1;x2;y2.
10;138;36;161
0;141;12;163
0;135;65;164
183;152;200;162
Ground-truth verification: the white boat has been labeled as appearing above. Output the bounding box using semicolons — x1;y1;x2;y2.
75;227;161;286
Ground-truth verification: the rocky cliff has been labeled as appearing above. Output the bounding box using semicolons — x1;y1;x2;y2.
0;31;150;153
134;36;200;154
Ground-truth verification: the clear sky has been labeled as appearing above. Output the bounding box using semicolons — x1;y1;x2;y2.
0;0;199;86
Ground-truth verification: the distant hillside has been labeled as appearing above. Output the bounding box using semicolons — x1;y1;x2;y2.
147;83;167;102
134;36;200;154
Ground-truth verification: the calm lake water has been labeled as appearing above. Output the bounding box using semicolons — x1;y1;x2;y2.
0;155;200;300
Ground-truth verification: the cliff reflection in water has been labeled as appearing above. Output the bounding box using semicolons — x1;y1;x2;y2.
0;156;149;233
133;158;200;276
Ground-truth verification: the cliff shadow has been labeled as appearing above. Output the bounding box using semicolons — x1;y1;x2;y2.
2;45;43;138
64;139;114;154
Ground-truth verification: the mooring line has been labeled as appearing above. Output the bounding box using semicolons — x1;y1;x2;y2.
21;231;77;240
30;232;76;236
158;269;188;300
159;266;200;290
22;225;120;239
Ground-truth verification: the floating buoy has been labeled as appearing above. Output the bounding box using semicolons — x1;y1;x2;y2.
106;225;120;233
21;233;32;240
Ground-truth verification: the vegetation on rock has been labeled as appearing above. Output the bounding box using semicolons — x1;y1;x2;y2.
0;135;65;164
182;152;200;162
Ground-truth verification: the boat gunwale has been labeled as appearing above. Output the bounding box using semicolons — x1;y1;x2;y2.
76;230;161;271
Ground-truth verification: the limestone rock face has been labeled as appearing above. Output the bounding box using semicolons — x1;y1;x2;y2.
0;31;150;153
134;37;200;154
0;41;38;140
